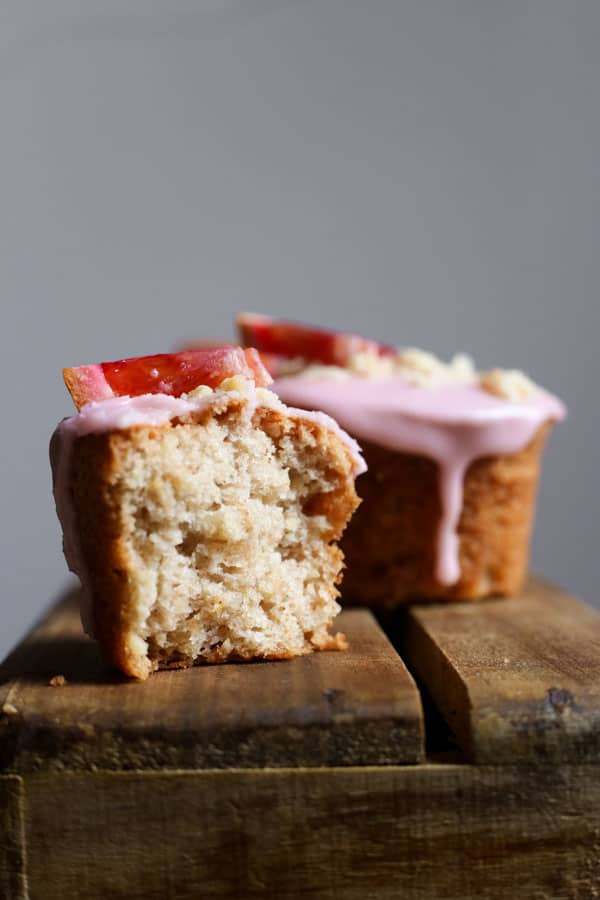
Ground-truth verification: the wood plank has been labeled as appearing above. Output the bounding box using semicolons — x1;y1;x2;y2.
401;576;600;763
0;590;423;772
0;775;27;900
23;765;600;900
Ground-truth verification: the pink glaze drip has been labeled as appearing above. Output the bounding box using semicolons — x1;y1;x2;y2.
51;389;365;634
272;375;566;586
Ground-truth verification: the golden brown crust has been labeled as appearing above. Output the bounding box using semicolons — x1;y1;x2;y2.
69;429;146;677
340;424;552;606
67;400;359;679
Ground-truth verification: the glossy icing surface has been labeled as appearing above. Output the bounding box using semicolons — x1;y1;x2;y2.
273;374;566;585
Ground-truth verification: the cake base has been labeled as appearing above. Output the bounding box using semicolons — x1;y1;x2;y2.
52;396;360;678
340;425;551;605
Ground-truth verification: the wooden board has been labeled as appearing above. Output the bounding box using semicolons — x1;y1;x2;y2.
4;577;600;898
21;765;600;900
402;577;600;763
0;590;424;772
0;775;26;900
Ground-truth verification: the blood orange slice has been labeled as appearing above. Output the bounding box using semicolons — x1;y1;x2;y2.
63;346;272;411
237;313;393;371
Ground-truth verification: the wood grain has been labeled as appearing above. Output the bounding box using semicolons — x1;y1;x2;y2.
0;775;27;900
402;576;600;763
0;590;423;772
23;765;600;900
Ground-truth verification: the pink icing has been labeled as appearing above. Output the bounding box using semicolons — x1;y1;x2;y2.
272;375;566;586
51;389;365;634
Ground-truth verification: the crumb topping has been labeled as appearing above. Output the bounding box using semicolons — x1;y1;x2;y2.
394;348;476;386
285;346;539;400
479;368;538;401
186;384;213;399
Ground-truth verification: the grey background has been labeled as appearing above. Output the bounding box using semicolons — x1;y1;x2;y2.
1;0;598;660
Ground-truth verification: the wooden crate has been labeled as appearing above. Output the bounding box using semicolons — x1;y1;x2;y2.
2;577;600;899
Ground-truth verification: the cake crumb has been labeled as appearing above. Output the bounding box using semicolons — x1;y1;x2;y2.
299;363;353;381
347;351;395;377
397;348;476;386
255;387;285;410
281;342;549;404
186;384;213;400
49;674;67;687
271;356;308;377
219;374;252;395
480;368;537;401
1;702;18;716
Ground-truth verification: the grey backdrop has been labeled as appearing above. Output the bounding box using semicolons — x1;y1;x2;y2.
1;0;598;660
